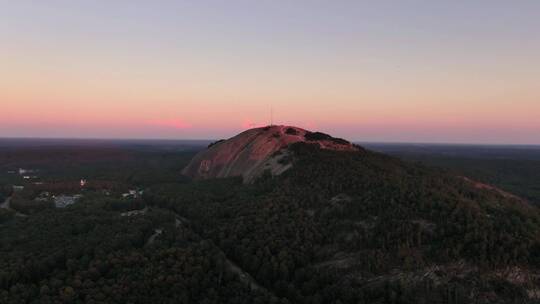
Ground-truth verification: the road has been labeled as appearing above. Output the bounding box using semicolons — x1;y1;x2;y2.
132;207;266;293
145;228;163;247
170;212;264;291
1;196;27;217
0;196;11;209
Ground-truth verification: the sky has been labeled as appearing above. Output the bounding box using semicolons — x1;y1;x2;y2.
1;0;539;144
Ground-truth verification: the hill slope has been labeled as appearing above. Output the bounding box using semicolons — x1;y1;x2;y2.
147;128;540;304
1;131;538;303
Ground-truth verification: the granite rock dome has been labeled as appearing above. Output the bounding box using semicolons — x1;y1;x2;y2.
182;125;358;182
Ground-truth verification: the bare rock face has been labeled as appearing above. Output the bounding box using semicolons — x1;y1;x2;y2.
182;125;358;183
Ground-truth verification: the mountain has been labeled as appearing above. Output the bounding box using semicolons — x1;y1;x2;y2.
182;125;358;182
2;127;538;303
154;126;540;303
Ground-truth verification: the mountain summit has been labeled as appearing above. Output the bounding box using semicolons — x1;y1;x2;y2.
182;125;358;182
174;126;540;303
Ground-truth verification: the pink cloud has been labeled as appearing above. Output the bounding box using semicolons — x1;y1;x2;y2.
147;118;192;129
241;119;265;129
304;121;318;131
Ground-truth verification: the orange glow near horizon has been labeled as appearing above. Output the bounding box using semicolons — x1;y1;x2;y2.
1;1;539;144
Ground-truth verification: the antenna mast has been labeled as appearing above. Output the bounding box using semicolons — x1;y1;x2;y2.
270;106;273;126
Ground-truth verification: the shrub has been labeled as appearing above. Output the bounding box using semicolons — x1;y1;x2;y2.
285;128;299;135
304;131;349;145
208;139;225;148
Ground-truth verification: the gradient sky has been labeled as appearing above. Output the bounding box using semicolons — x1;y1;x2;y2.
1;0;539;144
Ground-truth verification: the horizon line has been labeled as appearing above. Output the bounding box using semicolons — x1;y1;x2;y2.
0;136;539;147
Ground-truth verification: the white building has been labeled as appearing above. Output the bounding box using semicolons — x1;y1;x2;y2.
54;194;82;208
12;185;24;191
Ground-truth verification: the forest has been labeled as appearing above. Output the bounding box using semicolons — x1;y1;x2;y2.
145;143;540;303
365;143;540;205
0;140;539;303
